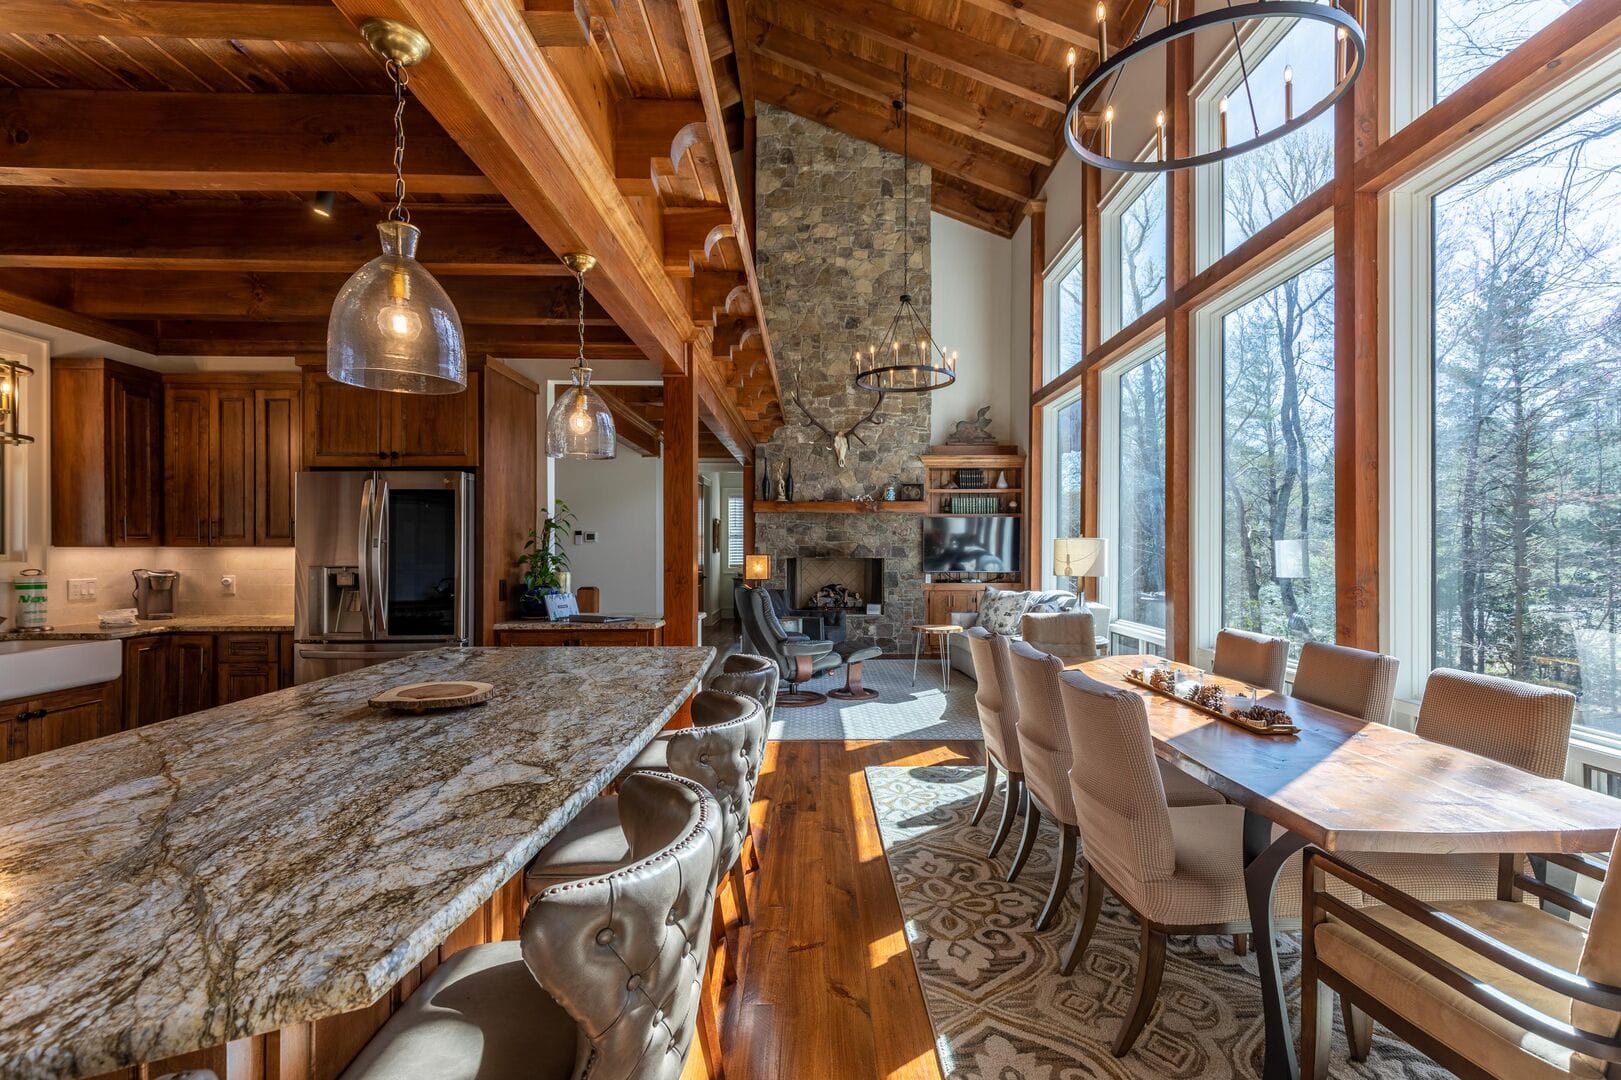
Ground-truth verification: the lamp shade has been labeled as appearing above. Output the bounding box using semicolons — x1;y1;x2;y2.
743;554;771;582
1053;537;1108;579
327;221;466;395
545;370;616;459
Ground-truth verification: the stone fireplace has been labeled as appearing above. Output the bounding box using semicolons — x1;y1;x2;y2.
752;104;933;651
785;556;885;611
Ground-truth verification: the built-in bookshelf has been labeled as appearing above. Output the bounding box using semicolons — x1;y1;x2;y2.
920;446;1027;628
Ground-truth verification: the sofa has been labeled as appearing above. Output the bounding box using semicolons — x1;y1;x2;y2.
945;587;1111;679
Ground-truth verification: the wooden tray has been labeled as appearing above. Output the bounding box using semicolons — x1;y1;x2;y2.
1123;672;1300;737
368;681;494;713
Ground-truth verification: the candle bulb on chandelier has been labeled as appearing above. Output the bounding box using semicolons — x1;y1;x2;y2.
1219;96;1228;149
1065;47;1077;97
1096;3;1107;60
1284;65;1294;121
1337;27;1349;78
1102;104;1115;158
1154;110;1166;162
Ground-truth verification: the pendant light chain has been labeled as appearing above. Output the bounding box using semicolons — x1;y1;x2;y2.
388;58;411;224
900;55;910;297
575;265;587;368
1225;0;1263;141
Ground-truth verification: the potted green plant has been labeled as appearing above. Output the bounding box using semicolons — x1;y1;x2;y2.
516;502;576;618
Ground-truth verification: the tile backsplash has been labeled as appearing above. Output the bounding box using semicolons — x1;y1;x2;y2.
12;548;295;623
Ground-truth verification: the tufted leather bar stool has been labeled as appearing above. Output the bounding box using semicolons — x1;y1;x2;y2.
529;690;765;997
340;771;724;1080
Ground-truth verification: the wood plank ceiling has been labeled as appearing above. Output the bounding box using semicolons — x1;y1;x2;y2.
703;0;1146;235
0;0;785;451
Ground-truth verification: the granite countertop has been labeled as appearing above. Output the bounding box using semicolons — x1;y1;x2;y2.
0;614;295;641
493;616;666;631
0;644;712;1079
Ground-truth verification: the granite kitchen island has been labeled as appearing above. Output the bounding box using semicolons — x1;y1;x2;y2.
0;645;711;1080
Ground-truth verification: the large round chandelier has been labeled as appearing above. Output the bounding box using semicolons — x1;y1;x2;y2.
1064;1;1365;174
853;58;957;395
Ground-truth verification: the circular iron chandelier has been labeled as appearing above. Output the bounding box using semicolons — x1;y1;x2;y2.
853;57;957;394
1063;1;1365;174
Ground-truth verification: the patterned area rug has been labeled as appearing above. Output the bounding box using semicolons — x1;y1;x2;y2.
768;659;983;741
864;764;1450;1079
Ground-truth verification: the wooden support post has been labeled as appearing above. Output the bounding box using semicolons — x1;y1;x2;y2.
1334;1;1384;650
1026;199;1047;583
664;360;701;647
1164;32;1196;661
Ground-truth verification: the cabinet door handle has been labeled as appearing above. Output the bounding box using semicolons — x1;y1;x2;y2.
377;451;388;460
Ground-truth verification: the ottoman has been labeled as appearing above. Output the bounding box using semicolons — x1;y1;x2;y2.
828;640;884;700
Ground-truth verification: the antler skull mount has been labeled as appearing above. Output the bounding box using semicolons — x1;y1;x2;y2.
792;386;886;468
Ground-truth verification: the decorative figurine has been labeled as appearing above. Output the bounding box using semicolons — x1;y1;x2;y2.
772;461;788;502
947;405;996;444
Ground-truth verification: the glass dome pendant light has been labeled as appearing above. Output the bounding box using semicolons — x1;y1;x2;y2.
853;56;956;395
546;253;617;459
327;19;466;395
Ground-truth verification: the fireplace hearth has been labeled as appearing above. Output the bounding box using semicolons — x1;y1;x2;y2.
785;556;884;611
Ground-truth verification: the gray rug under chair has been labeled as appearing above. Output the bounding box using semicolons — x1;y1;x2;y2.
768;658;983;741
864;763;1450;1079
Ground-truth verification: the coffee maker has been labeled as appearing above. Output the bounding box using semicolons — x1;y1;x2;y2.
131;569;179;620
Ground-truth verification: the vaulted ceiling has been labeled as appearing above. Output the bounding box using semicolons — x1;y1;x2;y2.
704;0;1155;235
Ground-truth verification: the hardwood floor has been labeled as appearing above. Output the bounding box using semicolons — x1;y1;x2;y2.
722;739;983;1079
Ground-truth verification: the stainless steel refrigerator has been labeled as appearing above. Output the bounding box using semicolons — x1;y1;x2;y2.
293;470;474;684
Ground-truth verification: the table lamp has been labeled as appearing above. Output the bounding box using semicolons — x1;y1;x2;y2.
743;554;771;587
1052;537;1108;603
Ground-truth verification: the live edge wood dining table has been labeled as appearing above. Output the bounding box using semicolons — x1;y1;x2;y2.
1075;655;1621;1080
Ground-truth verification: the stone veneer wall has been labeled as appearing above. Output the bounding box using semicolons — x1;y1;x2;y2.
753;103;932;650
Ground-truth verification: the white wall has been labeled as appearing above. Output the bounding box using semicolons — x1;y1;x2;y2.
929;212;1016;445
552;452;663;615
1008;215;1033;452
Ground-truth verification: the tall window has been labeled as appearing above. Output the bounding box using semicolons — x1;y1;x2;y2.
1436;1;1573;101
1431;91;1621;735
726;494;744;568
1120;177;1167;325
1054;395;1085;545
1221;254;1336;651
1221;19;1336;251
1055;256;1085;375
1117;352;1167;629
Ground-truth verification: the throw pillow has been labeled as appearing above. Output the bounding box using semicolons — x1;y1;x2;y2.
977;588;1033;636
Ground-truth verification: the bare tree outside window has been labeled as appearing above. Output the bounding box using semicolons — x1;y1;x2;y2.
1432;90;1621;734
1222;18;1336;252
1118;353;1168;628
1222;255;1336;654
1056;260;1085;374
1055;397;1084;546
1436;0;1578;101
1119;177;1167;325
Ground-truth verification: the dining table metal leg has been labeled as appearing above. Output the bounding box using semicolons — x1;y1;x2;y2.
912;632;924;686
1242;811;1310;1080
940;638;950;689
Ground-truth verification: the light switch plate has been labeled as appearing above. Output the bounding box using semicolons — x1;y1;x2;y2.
220;575;237;595
67;578;96;601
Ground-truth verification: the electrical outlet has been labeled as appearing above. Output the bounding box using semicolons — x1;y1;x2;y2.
67;578;96;601
220;575;237;596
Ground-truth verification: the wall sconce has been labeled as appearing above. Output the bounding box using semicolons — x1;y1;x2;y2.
0;359;34;445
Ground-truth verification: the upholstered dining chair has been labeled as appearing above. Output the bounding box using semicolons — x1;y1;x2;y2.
1007;641;1227;934
1290;641;1399;724
964;627;1027;863
341;771;724;1080
1020;609;1099;666
1300;836;1621;1080
1335;667;1577;1060
1056;668;1303;1058
1211;628;1289;694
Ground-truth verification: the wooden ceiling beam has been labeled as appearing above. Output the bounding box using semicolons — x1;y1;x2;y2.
953;0;1099;53
931;176;1021;237
0;270;155;351
0;0;355;42
614;99;708;194
0;90;493;194
0;199;565;276
760;0;1068;112
140;320;645;359
65;270;615;326
754;68;1035;201
753;21;1056;164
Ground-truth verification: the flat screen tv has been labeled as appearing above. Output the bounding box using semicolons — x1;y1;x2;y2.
922;515;1021;574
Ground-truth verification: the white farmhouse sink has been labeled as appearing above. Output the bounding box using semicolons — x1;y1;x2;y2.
0;640;123;700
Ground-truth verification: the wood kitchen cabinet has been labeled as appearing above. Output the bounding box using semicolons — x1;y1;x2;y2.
2;681;123;763
303;371;480;468
122;634;214;727
51;357;163;546
170;634;215;716
163;374;300;547
216;633;282;705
